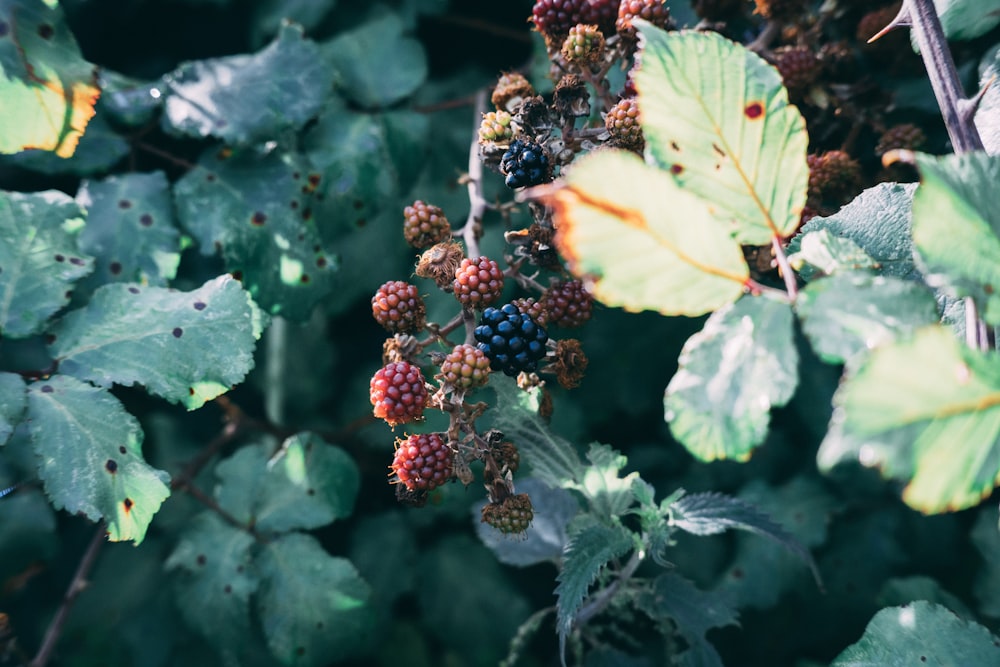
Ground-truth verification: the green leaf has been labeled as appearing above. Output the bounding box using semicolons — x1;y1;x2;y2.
164;512;258;654
796;272;940;365
348;511;417;609
256;532;374;666
830;601;1000;666
787;183;918;281
49;275;265;410
971;507;1000;618
323;12;427;108
818;326;1000;513
636;572;739;667
664;294;798;461
539;150;749;316
0;372;26;445
160;23;332;144
0;189;93;338
1;109;129;176
911;152;1000;325
76;171;181;290
877;576;972;618
555;519;634;635
26;374;170;544
787;229;879;277
975;44;1000;155
933;0;1000;42
0;0;99;157
250;0;338;48
172;146;338;321
634;25;808;243
97;69;163;128
575;443;639;519
214;434;359;533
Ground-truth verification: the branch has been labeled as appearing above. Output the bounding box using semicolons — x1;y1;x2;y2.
771;235;799;300
574;550;643;627
29;525;106;667
460;89;489;261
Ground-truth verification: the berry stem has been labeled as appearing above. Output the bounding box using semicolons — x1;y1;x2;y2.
574;549;643;627
771;235;799;300
906;0;984;152
460;90;490;260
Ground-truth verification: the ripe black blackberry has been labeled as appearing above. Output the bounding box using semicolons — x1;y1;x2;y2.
807;150;861;205
500;139;552;189
371;280;426;334
541;279;594;328
774;46;821;92
474;303;549;377
453;256;505;307
875;123;926;156
391;433;453;491
403;200;451;249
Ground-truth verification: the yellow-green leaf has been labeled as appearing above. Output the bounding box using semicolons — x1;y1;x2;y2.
536;150;749;317
634;25;808;243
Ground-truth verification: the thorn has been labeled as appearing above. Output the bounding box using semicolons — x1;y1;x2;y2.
867;4;912;43
882;148;917;168
958;74;996;124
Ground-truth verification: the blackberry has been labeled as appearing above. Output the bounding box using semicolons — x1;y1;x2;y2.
585;0;621;34
616;0;670;41
453;256;505;307
437;343;491;390
511;297;547;326
481;493;534;535
774;46;820;92
403;200;451;249
371;280;426;334
391;433;453;491
540;279;594;328
500;139;552;189
492;72;536;113
875;123;926;156
370;361;428;427
532;0;590;45
478;110;515;145
474;303;549;377
561;24;605;65
605;97;644;152
807;150;861;205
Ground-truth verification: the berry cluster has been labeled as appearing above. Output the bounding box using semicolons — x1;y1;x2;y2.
541;279;594;328
390;433;453;492
474;304;550;377
500;140;552;189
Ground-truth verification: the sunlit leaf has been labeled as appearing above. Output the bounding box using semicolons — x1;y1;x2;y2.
0;0;99;157
634;25;808;243
536;150;748;316
796;272;939;365
26;374;169;544
911;151;1000;325
665;294;797;461
831;601;1000;666
256;532;374;666
787;229;879;278
819;326;1000;513
0;109;128;175
160;22;332;144
49;275;265;410
0;189;93;338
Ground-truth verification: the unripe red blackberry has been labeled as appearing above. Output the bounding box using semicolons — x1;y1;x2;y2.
481;493;534;535
532;0;590;45
605;97;644;152
875;123;926;156
616;0;670;41
807;150;861;204
512;297;548;326
453;256;505;307
371;280;426;334
752;0;805;21
541;279;594;328
403;200;451;249
586;0;622;34
370;361;428;427
437;343;491;391
492;72;536;113
478;110;515;145
774;46;820;92
390;433;453;491
561;24;605;64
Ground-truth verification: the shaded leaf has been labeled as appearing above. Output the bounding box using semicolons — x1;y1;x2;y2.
0;372;26;445
97;69;163;128
76;171;180;290
250;0;338;48
214;434;359;533
635;25;808;243
323;12;427;108
0;189;93;338
830;601;1000;666
933;0;1000;42
0;0;99;157
665;294;797;461
788;183;918;281
787;229;879;277
818;326;1000;513
348;511;417;609
911;152;1000;325
173;146;337;321
164;512;258;654
877;576;972;618
0;479;57;582
49;275;265;410
256;533;374;666
161;23;332;144
636;572;739;667
475;477;580;567
555;519;634;635
538;150;749;316
796;272;939;364
26;374;169;544
971;507;1000;618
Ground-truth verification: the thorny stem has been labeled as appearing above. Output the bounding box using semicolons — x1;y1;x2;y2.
771;235;799;300
906;0;984;153
574;550;643;627
461;90;489;261
29;525;106;667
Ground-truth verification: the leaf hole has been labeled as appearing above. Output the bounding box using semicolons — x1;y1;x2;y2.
69;257;85;266
54;254;65;262
197;554;206;565
128;287;140;294
139;214;153;227
173;327;183;338
251;211;267;226
300;274;311;284
105;459;118;473
193;301;206;310
40;385;53;393
119;445;127;454
37;23;54;39
118;199;132;209
224;584;232;593
109;261;122;275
